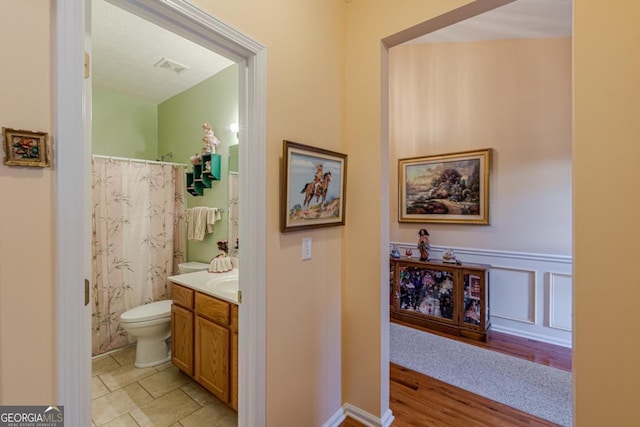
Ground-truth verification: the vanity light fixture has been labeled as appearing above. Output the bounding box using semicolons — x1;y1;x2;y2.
229;122;239;140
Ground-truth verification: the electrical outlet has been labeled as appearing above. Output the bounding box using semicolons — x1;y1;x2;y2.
302;237;312;260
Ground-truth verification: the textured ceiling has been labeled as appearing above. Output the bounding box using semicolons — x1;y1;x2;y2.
92;0;234;105
92;0;571;105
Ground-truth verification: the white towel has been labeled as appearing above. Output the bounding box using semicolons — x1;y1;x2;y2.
186;207;222;241
206;208;222;233
186;207;209;241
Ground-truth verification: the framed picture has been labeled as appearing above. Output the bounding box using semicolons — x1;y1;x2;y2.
281;140;347;232
398;148;491;224
2;127;50;168
469;275;481;299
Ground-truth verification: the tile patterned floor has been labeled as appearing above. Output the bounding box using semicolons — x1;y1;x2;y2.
92;346;237;427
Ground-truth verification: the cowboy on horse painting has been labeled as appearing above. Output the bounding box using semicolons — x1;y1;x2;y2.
301;166;332;208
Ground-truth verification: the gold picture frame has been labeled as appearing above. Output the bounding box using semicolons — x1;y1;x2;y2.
281;140;347;232
398;148;491;224
2;127;50;168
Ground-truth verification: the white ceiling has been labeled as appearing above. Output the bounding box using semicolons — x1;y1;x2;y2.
92;0;571;105
91;0;234;105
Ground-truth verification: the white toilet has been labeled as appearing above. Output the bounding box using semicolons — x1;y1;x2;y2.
120;262;209;368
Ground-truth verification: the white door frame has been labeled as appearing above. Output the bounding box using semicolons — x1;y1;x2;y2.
55;1;267;426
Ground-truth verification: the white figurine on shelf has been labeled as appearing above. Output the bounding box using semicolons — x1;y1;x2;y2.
442;248;457;264
202;122;221;154
190;153;202;165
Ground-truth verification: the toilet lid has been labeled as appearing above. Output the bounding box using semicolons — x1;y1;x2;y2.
120;300;172;322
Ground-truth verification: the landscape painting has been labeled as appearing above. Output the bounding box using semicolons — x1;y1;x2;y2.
398;149;491;224
281;140;347;232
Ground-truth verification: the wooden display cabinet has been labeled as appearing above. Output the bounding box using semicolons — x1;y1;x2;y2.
390;258;491;342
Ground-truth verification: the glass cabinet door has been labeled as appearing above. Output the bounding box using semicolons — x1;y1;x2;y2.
397;264;456;323
462;271;483;328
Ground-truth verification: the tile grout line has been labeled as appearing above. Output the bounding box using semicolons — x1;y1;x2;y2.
93;346;222;426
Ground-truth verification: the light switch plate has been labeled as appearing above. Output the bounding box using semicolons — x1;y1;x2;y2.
302;237;312;260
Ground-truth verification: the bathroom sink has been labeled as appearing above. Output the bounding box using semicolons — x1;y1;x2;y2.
210;276;239;293
205;272;239;300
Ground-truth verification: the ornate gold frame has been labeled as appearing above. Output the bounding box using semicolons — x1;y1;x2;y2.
2;127;50;168
398;148;491;224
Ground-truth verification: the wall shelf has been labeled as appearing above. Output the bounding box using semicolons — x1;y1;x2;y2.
186;153;221;197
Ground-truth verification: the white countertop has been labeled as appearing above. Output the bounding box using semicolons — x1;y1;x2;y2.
168;269;239;305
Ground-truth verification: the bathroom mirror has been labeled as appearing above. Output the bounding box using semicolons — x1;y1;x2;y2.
228;144;239;257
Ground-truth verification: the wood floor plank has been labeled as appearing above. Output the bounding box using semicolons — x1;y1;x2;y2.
390;363;561;427
339;322;571;427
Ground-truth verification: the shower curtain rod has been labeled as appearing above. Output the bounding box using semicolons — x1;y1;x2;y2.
92;154;187;167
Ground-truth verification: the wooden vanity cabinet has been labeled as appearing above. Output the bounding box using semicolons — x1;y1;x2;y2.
230;304;239;411
194;291;230;403
390;258;491;342
171;304;194;375
170;283;238;411
195;315;230;402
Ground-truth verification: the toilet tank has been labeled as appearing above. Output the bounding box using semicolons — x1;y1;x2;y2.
177;262;210;274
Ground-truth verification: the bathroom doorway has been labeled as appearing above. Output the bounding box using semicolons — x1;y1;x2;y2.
55;1;267;425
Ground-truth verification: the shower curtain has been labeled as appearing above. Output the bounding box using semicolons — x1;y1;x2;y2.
91;157;186;356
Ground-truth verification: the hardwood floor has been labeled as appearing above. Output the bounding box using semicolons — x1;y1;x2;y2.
340;321;571;427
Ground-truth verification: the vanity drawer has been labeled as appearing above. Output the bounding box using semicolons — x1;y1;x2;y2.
195;292;230;326
172;283;194;309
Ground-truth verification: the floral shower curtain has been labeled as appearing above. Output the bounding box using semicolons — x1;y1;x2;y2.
91;157;186;356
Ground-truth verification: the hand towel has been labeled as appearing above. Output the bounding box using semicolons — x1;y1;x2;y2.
206;208;222;233
186;207;209;241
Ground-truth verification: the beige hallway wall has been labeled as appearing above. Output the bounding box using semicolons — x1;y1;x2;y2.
0;1;55;403
573;1;640;425
389;38;572;255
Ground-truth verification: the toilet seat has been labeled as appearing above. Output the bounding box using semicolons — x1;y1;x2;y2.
120;299;172;323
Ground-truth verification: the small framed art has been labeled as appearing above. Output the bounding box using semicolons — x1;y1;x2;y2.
2;127;50;168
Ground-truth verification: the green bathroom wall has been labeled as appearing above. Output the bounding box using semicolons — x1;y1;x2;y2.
158;64;239;264
92;88;158;160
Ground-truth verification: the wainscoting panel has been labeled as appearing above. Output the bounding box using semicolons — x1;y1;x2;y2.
549;272;573;331
390;243;573;348
489;267;536;324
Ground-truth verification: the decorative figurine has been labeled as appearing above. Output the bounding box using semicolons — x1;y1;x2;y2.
390;245;401;259
418;228;430;261
405;248;413;258
190;153;202;165
217;239;229;255
209;240;233;273
442;248;457;264
202;122;221;154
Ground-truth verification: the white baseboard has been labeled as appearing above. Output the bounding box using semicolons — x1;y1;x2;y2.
323;404;394;427
321;407;346;427
492;324;572;348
